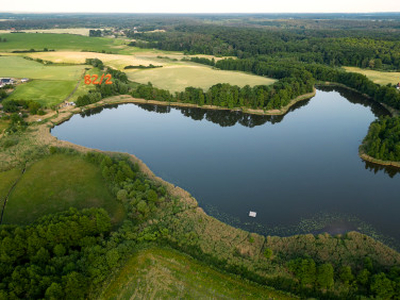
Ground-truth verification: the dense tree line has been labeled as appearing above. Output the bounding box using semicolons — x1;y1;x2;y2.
363;116;400;161
132;24;400;69
215;57;400;109
2;99;43;114
132;72;314;110
285;257;400;298
89;29;102;37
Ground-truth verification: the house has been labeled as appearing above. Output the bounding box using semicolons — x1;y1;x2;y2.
64;101;76;106
21;78;29;83
0;78;14;87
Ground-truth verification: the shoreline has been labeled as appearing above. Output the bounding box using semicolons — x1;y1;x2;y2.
359;147;400;169
83;87;317;117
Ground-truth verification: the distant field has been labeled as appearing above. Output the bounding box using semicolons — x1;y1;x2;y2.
100;248;296;300
25;51;162;70
0;28;102;36
127;65;276;92
7;80;77;107
0;56;86;80
3;154;125;225
344;67;400;85
0;33;125;52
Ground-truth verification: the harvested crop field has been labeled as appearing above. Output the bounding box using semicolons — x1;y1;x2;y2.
344;66;400;85
127;65;276;92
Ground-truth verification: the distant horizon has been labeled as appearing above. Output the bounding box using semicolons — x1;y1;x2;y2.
1;11;400;15
1;0;399;14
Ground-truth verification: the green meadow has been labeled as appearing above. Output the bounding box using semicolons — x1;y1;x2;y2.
7;80;77;107
3;154;125;225
100;248;296;300
0;56;88;106
127;64;276;92
0;168;21;204
0;56;85;80
0;33;125;52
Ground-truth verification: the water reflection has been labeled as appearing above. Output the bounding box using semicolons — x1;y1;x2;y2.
364;160;400;178
317;85;390;116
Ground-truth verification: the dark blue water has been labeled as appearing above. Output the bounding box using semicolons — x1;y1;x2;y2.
52;87;400;246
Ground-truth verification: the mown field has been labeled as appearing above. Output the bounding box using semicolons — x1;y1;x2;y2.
100;248;296;300
7;80;78;107
0;33;125;52
344;66;400;85
24;51;162;70
2;154;125;225
0;56;86;80
127;65;276;92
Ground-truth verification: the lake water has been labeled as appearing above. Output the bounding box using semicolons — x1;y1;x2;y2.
52;87;400;247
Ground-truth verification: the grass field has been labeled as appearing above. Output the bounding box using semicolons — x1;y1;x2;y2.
344;67;400;85
127;65;276;92
0;33;125;52
3;154;125;225
0;56;86;80
7;80;78;107
100;248;296;300
0;168;21;203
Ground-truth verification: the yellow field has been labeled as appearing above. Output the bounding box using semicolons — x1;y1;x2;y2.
0;28;102;36
127;64;276;92
25;51;162;70
344;67;400;85
18;51;268;92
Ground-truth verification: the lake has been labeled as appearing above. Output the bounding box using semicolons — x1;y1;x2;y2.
52;87;400;247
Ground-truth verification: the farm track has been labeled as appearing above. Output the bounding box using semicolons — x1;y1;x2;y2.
62;69;86;103
0;168;25;224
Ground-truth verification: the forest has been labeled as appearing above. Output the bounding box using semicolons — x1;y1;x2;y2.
363;116;400;161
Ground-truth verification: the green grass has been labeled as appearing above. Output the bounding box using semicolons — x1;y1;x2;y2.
0;56;86;81
0;33;124;52
344;67;400;85
7;80;77;107
0;120;9;134
100;248;296;300
127;64;276;92
3;154;125;225
0;168;21;203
